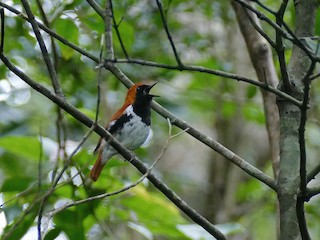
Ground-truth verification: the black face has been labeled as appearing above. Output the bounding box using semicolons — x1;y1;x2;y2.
136;83;158;100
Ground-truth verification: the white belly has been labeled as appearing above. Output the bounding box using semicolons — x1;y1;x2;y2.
101;107;151;163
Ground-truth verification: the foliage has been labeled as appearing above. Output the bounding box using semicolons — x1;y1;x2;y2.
0;0;320;240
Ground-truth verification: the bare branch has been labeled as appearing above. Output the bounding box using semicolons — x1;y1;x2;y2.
0;52;226;240
305;186;320;201
0;3;301;107
21;0;63;97
48;118;173;217
106;63;278;191
109;0;128;58
86;0;104;19
106;58;301;107
232;0;280;177
0;7;4;52
307;163;320;182
155;0;183;67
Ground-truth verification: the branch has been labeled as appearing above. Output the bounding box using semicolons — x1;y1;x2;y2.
297;61;316;240
106;63;278;191
0;2;99;62
106;58;301;107
0;52;226;240
21;0;63;97
0;3;301;107
307;163;320;182
232;0;280;177
3;2;278;190
49;118;174;217
155;0;183;67
86;0;104;19
109;0;128;58
275;0;291;91
0;7;4;52
305;186;320;201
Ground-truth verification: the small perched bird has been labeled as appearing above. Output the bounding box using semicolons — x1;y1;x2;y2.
90;82;158;181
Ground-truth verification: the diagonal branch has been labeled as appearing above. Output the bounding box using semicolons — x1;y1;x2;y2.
3;2;278;191
21;0;63;97
106;62;277;191
0;3;302;107
0;52;226;240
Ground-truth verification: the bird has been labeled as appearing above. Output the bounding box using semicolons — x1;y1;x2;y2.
90;82;158;181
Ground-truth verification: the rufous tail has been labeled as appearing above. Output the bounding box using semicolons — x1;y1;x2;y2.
90;151;105;181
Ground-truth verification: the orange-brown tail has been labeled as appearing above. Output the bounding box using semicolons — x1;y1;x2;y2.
90;151;105;181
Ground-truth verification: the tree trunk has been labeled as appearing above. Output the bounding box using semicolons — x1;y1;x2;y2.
277;0;316;239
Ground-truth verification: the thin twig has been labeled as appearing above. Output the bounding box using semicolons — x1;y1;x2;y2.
0;7;4;52
20;0;63;97
105;58;302;107
249;0;277;15
0;3;302;107
155;0;183;68
0;53;226;239
35;0;59;71
242;5;276;48
305;186;320;201
106;63;278;191
296;60;315;240
86;0;104;19
307;163;320;182
48;118;174;218
109;0;128;58
37;132;44;240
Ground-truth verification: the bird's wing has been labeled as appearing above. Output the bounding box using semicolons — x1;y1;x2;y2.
93;102;131;154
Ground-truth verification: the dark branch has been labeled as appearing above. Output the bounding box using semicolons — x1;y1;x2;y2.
0;7;4;52
0;3;301;107
86;0;104;19
105;62;278;191
305;186;320;201
242;5;276;48
109;0;128;58
106;58;301;107
21;0;63;97
307;163;320;182
0;52;226;240
275;0;291;91
155;0;183;67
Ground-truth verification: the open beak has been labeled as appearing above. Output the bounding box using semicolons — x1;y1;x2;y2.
146;82;160;97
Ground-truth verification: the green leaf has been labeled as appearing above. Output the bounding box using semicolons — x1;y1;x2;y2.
54;209;86;240
246;86;257;99
1;176;34;192
44;228;62;240
54;18;79;59
0;136;41;160
122;186;188;239
2;209;36;240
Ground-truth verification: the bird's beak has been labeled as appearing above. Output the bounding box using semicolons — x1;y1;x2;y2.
146;82;160;97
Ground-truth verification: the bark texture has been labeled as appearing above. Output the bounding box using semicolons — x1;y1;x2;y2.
277;0;316;239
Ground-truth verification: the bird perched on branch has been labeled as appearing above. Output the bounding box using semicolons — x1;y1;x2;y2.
90;82;158;181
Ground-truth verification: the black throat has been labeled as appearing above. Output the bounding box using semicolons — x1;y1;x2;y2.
132;96;152;126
